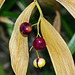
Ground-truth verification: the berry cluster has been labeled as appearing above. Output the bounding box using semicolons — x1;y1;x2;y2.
20;22;46;68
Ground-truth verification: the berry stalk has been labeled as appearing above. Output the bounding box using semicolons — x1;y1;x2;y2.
36;50;39;58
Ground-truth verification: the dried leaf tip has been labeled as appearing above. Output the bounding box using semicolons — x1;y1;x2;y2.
9;2;35;75
53;11;61;33
56;0;75;18
0;0;5;8
0;17;14;25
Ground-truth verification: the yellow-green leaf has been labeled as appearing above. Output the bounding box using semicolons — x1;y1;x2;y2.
41;17;75;75
0;0;5;8
9;2;35;75
56;0;75;18
53;11;61;33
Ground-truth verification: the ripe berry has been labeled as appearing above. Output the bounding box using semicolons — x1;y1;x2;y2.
33;37;46;50
20;22;32;35
33;58;46;68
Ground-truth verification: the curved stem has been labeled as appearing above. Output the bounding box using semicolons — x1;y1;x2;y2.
31;23;37;27
30;46;33;52
34;0;43;17
36;50;39;58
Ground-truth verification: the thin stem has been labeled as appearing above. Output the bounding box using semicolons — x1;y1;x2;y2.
36;17;41;37
30;46;33;52
36;50;39;58
34;0;43;17
31;23;37;27
37;22;40;37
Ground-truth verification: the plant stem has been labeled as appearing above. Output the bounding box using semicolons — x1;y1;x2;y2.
30;46;33;52
31;23;37;27
34;0;43;18
36;17;41;37
34;0;43;37
36;50;39;58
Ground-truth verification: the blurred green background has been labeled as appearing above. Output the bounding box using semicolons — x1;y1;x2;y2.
0;0;75;75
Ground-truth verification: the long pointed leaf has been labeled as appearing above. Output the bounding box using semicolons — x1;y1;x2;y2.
41;17;75;75
9;2;35;75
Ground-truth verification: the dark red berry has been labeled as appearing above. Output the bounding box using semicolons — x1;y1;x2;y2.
33;37;46;50
20;22;32;35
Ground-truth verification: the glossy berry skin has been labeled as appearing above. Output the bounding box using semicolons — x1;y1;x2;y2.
33;58;46;68
20;22;32;35
33;37;46;50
